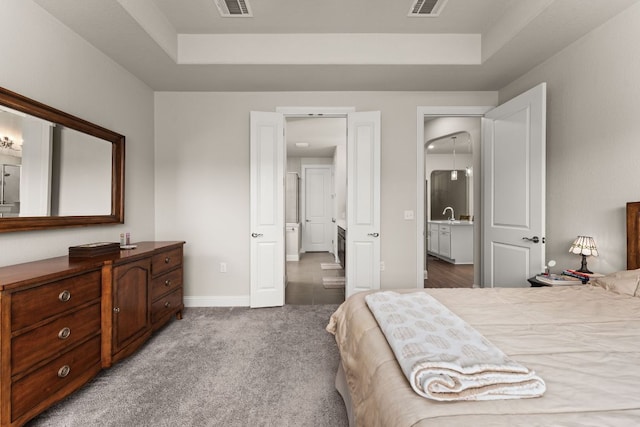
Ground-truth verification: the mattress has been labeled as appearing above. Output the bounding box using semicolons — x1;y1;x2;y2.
327;286;640;426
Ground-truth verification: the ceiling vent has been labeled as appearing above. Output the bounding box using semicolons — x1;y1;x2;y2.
214;0;252;17
409;0;449;17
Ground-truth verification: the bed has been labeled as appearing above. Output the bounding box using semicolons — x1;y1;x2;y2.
327;201;640;426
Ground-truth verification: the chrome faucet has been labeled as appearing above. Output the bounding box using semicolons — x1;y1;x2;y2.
442;206;455;221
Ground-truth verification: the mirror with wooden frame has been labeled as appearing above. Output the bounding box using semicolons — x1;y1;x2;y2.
0;86;124;232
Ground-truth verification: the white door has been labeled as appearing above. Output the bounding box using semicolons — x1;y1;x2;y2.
302;166;333;252
482;83;546;287
346;111;381;297
250;111;285;307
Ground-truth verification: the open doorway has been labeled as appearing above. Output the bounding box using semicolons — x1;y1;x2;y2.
250;108;380;307
284;117;346;304
423;116;481;288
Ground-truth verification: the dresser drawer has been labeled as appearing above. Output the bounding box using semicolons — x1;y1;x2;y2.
151;268;183;301
11;335;101;421
12;303;101;375
11;270;102;331
151;247;182;277
151;288;183;325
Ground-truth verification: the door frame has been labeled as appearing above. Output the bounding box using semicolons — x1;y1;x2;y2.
277;107;354;298
278;106;354;262
416;106;494;288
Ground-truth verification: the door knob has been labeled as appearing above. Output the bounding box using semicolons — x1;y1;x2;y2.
251;233;263;238
368;232;380;237
522;236;540;243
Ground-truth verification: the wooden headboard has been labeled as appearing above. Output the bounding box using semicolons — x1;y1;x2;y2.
627;202;640;269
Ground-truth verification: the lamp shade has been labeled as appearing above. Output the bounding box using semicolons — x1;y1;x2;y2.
569;236;598;257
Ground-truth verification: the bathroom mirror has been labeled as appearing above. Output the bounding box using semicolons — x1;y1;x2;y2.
0;86;124;232
430;170;468;220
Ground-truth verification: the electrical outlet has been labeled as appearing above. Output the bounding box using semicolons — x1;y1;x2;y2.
220;262;227;273
380;261;385;271
404;210;414;220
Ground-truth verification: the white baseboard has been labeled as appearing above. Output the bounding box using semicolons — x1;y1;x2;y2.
286;254;300;261
184;295;250;307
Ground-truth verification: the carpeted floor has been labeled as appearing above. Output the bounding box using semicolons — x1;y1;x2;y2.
28;305;348;427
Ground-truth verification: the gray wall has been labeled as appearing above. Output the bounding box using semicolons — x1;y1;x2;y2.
0;1;155;266
6;0;638;299
154;91;497;304
499;1;640;274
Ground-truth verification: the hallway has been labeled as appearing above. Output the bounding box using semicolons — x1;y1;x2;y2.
285;252;345;305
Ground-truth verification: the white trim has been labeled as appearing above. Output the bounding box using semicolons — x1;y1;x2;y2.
416;106;493;288
258;105;355;307
184;295;250;307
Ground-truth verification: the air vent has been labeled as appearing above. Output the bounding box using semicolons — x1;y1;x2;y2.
214;0;252;17
409;0;449;16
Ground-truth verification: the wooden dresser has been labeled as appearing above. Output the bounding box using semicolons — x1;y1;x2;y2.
0;241;184;427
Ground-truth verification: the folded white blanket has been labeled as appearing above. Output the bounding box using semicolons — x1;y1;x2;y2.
365;291;546;401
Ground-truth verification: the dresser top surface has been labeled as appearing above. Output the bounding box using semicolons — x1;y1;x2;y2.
0;241;184;291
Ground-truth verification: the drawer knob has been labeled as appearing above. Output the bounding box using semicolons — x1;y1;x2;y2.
165;279;171;286
164;257;170;264
113;307;120;313
58;290;71;302
164;301;171;308
57;365;71;378
58;327;71;340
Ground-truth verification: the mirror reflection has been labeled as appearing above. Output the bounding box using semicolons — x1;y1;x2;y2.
430;170;468;221
425;131;473;221
0;106;112;218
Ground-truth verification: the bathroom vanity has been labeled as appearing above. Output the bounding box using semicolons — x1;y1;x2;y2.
428;221;473;264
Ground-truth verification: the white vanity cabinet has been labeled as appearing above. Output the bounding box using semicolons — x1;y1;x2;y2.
285;223;300;261
428;221;473;264
438;225;452;258
428;223;439;253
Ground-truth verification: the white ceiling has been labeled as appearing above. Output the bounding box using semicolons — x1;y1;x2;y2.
32;0;639;92
286;117;346;158
427;131;473;155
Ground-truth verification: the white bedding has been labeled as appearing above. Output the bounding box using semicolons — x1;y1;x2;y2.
327;286;640;426
365;291;546;401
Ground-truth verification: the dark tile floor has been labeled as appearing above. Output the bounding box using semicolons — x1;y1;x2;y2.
285;252;345;305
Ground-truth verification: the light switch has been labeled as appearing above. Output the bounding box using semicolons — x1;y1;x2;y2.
404;210;414;220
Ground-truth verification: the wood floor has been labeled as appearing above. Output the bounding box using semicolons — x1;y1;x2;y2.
424;255;474;288
286;253;471;301
285;252;345;305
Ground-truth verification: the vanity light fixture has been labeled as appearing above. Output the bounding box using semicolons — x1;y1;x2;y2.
0;136;14;149
0;136;21;153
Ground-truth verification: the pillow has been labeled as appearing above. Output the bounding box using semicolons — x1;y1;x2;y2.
593;269;640;297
